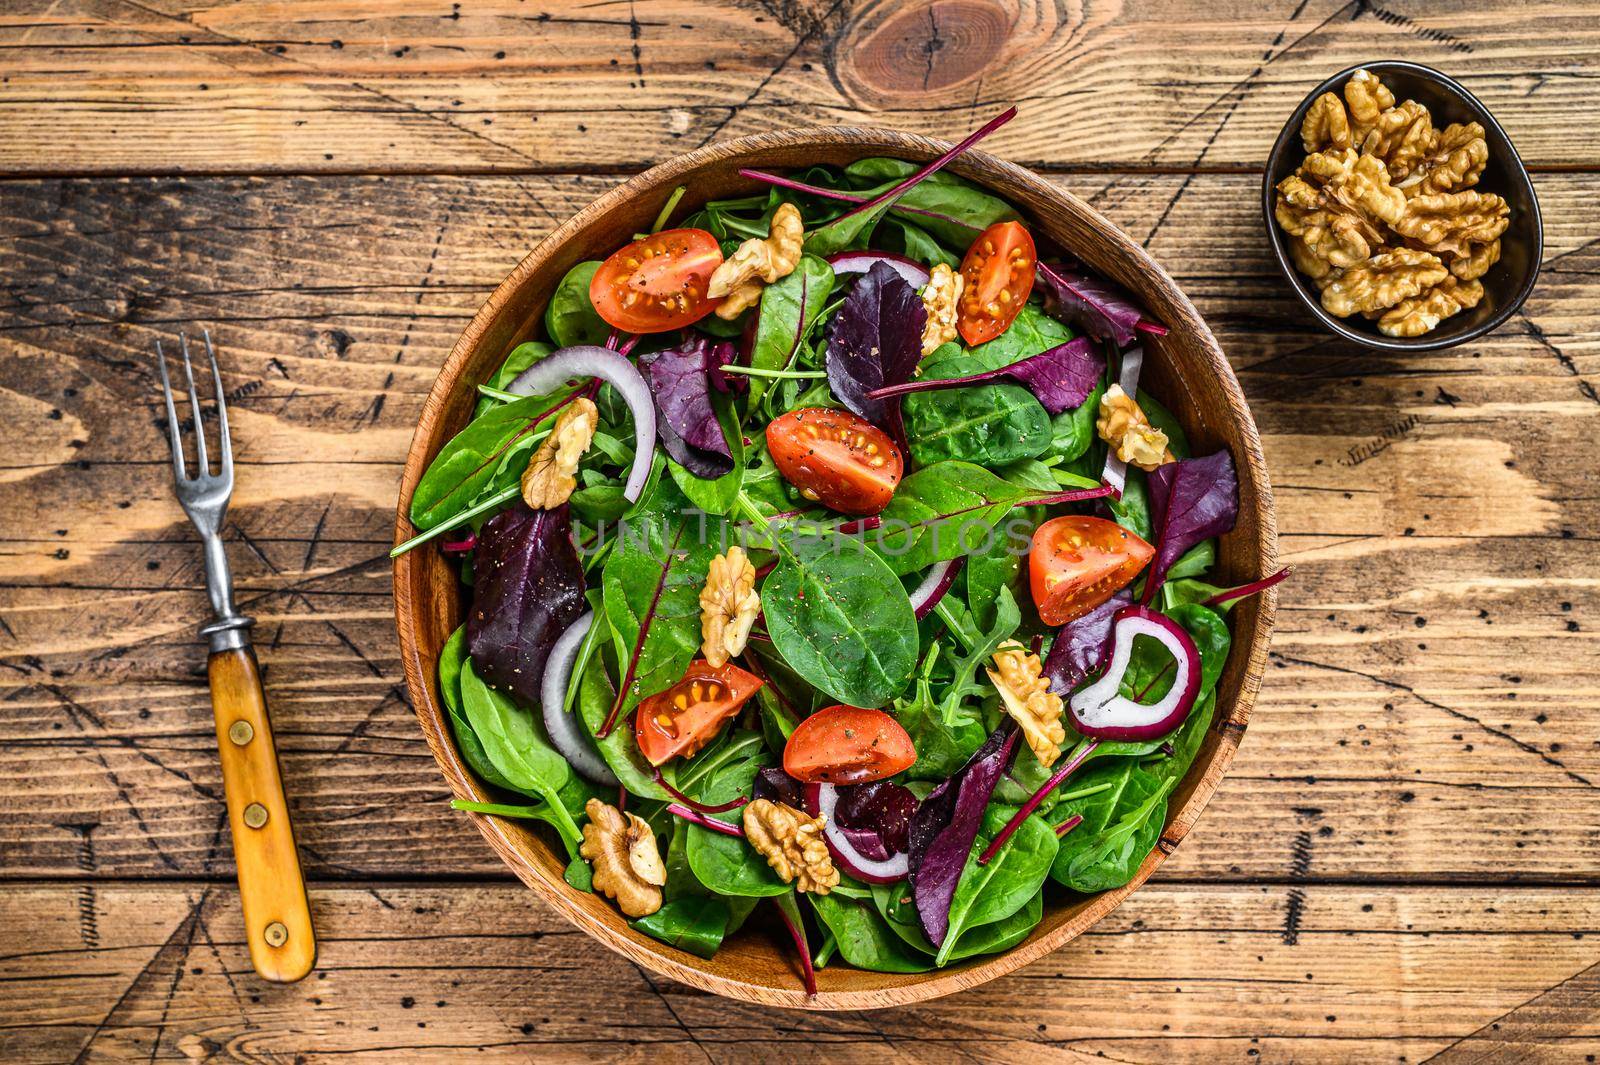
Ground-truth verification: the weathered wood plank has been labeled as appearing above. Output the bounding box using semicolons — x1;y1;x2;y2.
3;0;1600;174
2;171;1597;881
2;883;1597;1063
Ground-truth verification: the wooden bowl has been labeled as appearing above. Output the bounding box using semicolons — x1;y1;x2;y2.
393;127;1278;1009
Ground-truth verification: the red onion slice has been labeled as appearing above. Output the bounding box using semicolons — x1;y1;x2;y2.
1067;605;1200;741
826;251;931;289
1100;344;1144;498
506;344;655;502
540;611;619;786
803;782;910;884
908;557;964;620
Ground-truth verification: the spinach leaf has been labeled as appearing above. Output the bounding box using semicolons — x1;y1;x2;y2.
844;158;1021;247
1052;772;1175;893
438;625;512;790
1139;391;1191;459
904;354;1050;466
631;897;730;959
747;255;835;406
1147;688;1216;786
409;393;573;530
685;759;789;898
807;893;932;973
474;341;552;417
869;461;1047;578
967;304;1074;369
964;512;1034;630
1104;468;1153;542
882;217;960;268
1166;539;1215;582
544;260;608;348
574;615;671;801
1050;380;1105;464
1170;602;1231;697
934;806;1057;965
943;890;1043;962
762;533;919;708
457;659;580;849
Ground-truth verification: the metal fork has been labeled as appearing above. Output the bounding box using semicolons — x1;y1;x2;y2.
157;331;316;983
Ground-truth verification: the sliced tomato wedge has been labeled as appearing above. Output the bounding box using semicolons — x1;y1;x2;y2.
957;221;1037;346
590;228;723;334
635;660;763;766
766;407;903;516
1029;515;1154;626
783;705;916;785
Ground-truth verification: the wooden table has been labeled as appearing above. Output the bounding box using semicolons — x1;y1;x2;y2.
3;2;1597;1060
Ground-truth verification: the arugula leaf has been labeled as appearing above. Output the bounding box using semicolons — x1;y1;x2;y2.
893;644;988;780
762;533;919;708
935;587;1021;727
967;303;1075;368
544;260;609;348
748;255;835;407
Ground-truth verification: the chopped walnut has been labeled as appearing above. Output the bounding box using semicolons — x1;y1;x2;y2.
919;262;964;357
1344;68;1395;143
579;798;665;918
1301;91;1351;153
1097;383;1172;471
699;546;760;668
1377;276;1485;337
988;640;1066;768
1449;237;1501;281
1288;235;1341;288
1359;99;1435;180
707;202;803;319
743;799;838;895
1321;247;1449;318
520;397;598;510
1392;191;1510;256
1409;122;1488;197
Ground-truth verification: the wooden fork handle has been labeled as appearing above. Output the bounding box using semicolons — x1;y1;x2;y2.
207;645;317;982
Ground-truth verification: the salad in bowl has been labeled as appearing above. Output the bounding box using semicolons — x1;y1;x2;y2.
394;111;1281;999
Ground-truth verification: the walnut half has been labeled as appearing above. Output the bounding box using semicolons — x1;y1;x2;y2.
743;799;839;895
1097;384;1172;471
1378;276;1485;337
988;640;1066;768
920;262;964;357
579;799;665;918
707;202;803;319
1321;247;1448;319
521;397;598;510
699;546;760;668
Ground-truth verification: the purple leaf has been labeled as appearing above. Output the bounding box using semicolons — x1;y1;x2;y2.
906;725;1018;946
868;336;1104;415
466;502;586;709
753;767;804;808
1043;589;1133;695
1037;262;1151;348
1144;451;1239;602
639;336;736;478
834;780;919;856
825;261;925;448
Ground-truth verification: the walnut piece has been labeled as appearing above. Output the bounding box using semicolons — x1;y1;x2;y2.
699;546;760;668
1301;91;1351;153
520;397;598;510
1275;174;1381;270
1344;68;1395;142
988;640;1066;768
920;262;964;357
707;202;803;319
1392;190;1510;256
1449;237;1501;281
1288;235;1341;288
1321;247;1448;318
1377;276;1485;337
1359;99;1435;180
1097;383;1171;471
743;799;838;895
1410;122;1488;197
579;798;665;918
1303;149;1407;228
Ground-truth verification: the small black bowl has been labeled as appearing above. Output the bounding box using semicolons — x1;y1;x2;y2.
1263;60;1542;351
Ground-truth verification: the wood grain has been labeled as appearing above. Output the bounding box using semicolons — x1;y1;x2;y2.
2;0;1600;175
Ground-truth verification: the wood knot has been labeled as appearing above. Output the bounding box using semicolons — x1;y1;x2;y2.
832;0;1010;105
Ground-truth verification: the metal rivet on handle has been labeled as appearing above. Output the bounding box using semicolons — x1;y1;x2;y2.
228;720;254;746
264;921;288;947
243;803;269;829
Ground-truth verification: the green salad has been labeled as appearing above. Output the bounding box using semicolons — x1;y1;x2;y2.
397;109;1284;992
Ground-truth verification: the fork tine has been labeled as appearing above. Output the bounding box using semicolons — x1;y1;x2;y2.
179;332;209;476
203;329;232;479
155;340;188;481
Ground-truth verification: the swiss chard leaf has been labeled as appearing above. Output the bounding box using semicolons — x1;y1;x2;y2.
869;461;1059;578
903;354;1051;466
409;393;575;530
825;261;924;446
747;254;835;406
1037;262;1152;348
1043;590;1133;696
1145;451;1239;600
544;260;609;348
933;804;1058;965
880;337;1103;418
761;533;919;708
467;503;586;710
639;336;736;479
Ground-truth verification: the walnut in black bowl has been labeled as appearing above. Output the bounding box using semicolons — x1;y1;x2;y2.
1264;61;1543;351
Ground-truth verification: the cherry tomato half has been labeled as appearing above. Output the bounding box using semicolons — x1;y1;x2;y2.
783;705;916;785
766;407;903;516
635;660;763;766
957;221;1037;346
1029;515;1154;626
590;228;723;334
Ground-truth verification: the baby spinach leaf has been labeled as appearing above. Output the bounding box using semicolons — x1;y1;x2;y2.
967;303;1074;368
457;659;580;849
942;888;1043;962
544;260;608;348
1050;380;1106;464
1052;772;1175;893
1147;688;1216;787
1139;391;1191;459
1104;468;1153;543
474;341;553;417
685;759;789;898
904;354;1051;466
808;893;933;973
934;805;1057;965
574;615;671;801
631;897;731;960
762;533;919;708
869;461;1043;577
1166;539;1215;582
747;255;835;406
1169;602;1231;697
882;217;960;268
439;626;513;791
409;393;574;530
